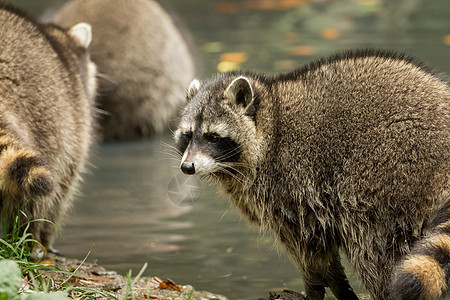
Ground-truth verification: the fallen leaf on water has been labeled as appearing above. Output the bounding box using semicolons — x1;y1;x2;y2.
320;28;340;40
242;0;277;10
220;52;248;63
289;45;315;56
216;2;238;13
279;0;308;10
444;35;450;45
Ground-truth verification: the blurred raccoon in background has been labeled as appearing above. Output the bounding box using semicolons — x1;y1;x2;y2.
0;4;97;252
48;0;197;141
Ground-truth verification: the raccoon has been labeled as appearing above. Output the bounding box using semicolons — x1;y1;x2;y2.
0;4;97;250
174;50;450;300
48;0;197;141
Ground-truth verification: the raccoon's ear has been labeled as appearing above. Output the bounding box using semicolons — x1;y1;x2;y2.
224;76;254;109
69;23;92;49
186;79;200;102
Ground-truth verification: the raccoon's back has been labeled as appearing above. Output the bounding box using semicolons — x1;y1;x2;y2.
1;7;66;85
272;51;449;211
279;51;450;134
1;7;78;113
0;6;91;175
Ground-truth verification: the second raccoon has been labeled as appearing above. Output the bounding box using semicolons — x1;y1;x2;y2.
174;50;450;300
48;0;197;141
0;5;97;250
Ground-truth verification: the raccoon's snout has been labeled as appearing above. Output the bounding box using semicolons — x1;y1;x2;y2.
181;161;195;175
180;149;217;175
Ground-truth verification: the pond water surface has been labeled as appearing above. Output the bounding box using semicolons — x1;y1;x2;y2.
7;0;450;299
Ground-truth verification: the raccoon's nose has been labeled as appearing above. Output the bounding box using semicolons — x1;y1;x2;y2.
181;162;195;175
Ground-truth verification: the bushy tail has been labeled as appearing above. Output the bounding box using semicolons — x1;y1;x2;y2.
0;132;54;197
392;201;450;300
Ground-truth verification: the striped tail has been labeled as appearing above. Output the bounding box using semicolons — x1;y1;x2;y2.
392;201;450;300
0;131;54;197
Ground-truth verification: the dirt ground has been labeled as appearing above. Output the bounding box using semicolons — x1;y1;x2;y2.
37;256;228;300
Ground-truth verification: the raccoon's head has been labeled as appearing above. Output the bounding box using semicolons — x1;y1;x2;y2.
174;74;262;180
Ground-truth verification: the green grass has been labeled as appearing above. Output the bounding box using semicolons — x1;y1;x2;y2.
0;210;116;299
0;210;67;299
120;263;148;300
0;210;155;300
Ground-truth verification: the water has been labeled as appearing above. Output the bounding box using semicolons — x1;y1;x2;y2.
6;0;450;299
56;136;311;299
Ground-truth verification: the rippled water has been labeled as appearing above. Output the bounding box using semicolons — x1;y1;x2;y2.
6;0;450;298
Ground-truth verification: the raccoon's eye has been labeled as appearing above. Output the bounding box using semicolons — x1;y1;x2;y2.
205;133;221;144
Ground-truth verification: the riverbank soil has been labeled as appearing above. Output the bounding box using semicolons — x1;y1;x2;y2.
37;256;228;300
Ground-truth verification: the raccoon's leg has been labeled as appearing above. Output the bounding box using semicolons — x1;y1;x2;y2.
325;252;359;299
296;250;359;300
17;192;62;254
345;235;395;300
37;197;62;250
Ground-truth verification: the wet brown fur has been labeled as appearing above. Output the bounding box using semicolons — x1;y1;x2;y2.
175;50;450;299
0;4;97;249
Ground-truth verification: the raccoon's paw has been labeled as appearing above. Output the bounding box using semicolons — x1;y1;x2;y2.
0;147;54;197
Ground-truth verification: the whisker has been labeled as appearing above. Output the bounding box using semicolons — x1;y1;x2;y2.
227;162;253;171
215;145;243;161
96;72;118;86
160;141;181;155
157;157;182;163
217;162;249;179
157;151;182;159
219;206;232;222
216;165;246;185
156;153;182;162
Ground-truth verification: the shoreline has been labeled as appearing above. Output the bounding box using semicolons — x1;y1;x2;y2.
39;256;229;300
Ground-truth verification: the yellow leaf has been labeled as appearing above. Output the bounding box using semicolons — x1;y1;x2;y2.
321;28;340;40
444;35;450;45
220;52;248;63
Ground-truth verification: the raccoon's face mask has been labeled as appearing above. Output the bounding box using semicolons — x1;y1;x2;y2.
174;76;258;176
